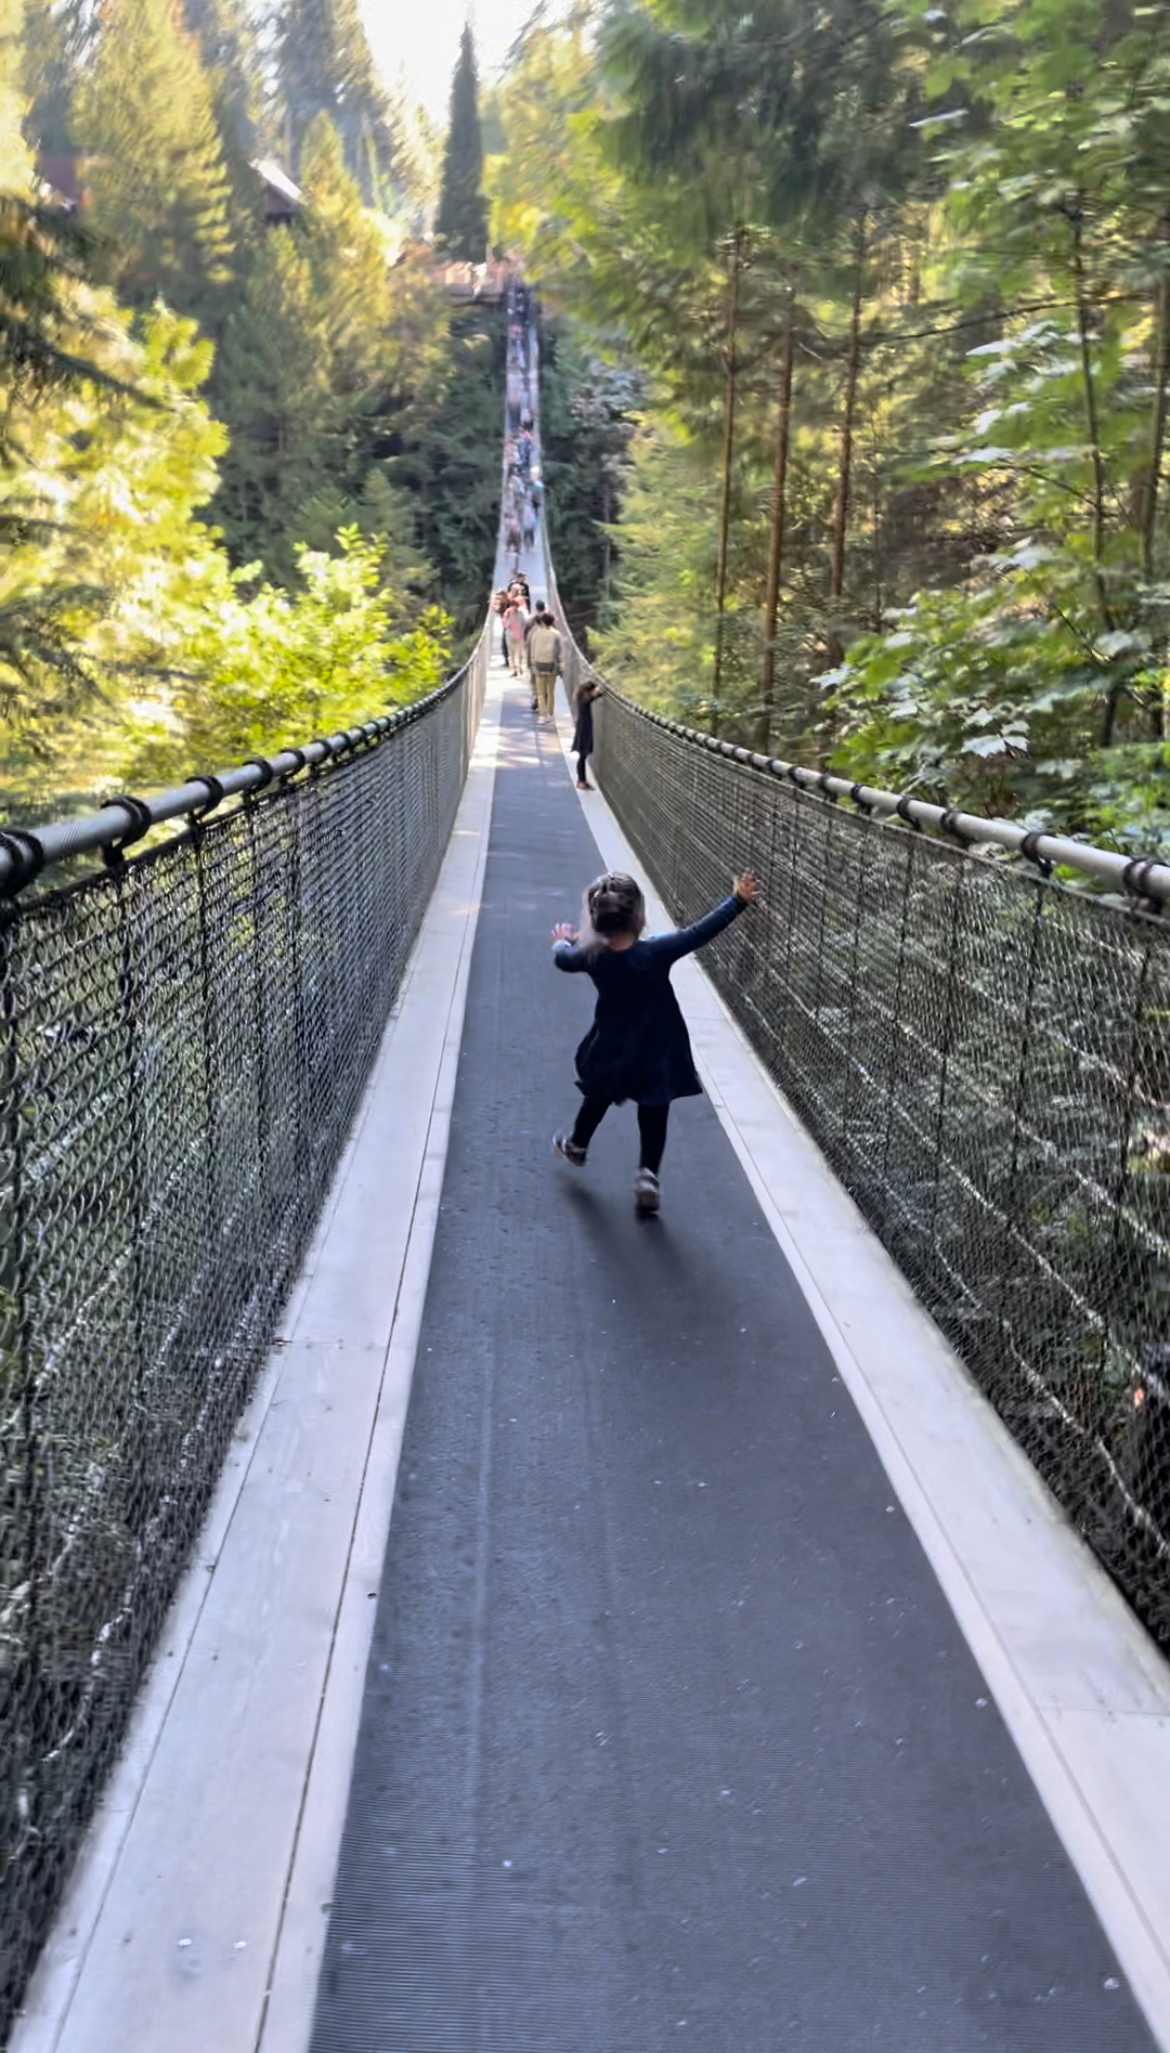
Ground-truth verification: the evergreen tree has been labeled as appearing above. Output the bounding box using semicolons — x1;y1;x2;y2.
539;321;639;628
391;304;502;641
21;0;95;156
278;0;399;207
434;25;488;262
210;225;335;579
298;112;387;403
182;0;268;157
76;0;235;322
1;0;33;188
212;114;399;578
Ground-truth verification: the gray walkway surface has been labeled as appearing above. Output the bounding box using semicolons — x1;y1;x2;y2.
308;682;1155;2052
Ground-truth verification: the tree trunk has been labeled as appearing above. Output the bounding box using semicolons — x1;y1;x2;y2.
1142;289;1170;578
600;473;612;604
1072;216;1109;614
1148;252;1170;736
824;211;866;682
759;278;796;752
713;230;742;705
1066;202;1123;744
819;213;867;765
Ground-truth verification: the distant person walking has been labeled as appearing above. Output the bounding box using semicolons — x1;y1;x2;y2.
527;607;562;718
524;598;546;705
503;590;529;675
571;679;604;788
493;587;511;663
551;869;757;1213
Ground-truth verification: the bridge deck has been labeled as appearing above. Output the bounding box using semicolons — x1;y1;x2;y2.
306;677;1154;2052
15;635;1170;2053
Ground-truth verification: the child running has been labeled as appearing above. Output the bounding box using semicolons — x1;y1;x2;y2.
551;867;756;1213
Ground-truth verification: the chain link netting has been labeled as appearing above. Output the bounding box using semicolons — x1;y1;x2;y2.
583;685;1170;1657
0;637;488;2039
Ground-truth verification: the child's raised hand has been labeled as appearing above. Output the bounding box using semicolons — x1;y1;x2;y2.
733;869;757;905
552;922;578;944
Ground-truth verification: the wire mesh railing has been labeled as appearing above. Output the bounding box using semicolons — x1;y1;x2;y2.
548;598;1170;1660
0;624;490;2038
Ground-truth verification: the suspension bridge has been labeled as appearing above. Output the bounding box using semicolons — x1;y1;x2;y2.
2;298;1170;2053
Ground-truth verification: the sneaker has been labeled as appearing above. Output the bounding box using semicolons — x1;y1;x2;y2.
633;1168;661;1214
554;1133;588;1167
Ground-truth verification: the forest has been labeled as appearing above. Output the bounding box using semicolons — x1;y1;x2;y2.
0;0;505;823
491;0;1170;858
3;0;1170;857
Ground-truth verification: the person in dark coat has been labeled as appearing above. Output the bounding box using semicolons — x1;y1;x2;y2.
571;679;603;788
551;868;756;1212
493;587;510;663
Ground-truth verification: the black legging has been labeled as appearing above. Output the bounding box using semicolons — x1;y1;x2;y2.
576;752;590;784
570;1097;669;1174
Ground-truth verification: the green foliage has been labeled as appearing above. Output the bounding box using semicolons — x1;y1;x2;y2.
0;286;452;815
20;0;93;156
390;304;503;646
209;114;458;595
0;214;454;819
589;421;718;716
495;0;1170;853
0;185;180;749
824;0;1170;849
208;223;336;580
298;112;390;402
434;24;489;262
0;292;226;803
538;320;641;630
0;194;142;424
0;0;502;826
278;0;400;208
121;529;450;777
181;0;268;156
0;0;32;188
75;0;236;319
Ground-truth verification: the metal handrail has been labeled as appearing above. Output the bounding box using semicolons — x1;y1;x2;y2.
605;698;1170;903
540;518;1170;904
0;623;492;892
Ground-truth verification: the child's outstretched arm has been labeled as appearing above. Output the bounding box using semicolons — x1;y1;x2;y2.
551;921;589;972
646;871;756;966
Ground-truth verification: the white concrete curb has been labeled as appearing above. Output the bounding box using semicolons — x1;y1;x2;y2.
11;666;505;2053
555;686;1170;2053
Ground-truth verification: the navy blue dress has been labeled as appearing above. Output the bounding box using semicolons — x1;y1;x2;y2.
553;896;747;1105
571;692;595;760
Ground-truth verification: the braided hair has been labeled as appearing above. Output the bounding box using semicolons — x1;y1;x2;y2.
579;871;645;952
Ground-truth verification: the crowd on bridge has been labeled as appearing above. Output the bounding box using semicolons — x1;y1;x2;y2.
502;287;542;563
492;286;588;748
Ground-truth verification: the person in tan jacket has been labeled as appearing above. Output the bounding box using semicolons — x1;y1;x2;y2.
527;610;562;718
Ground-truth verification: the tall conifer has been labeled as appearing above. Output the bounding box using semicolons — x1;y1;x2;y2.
434;25;488;262
182;0;267;156
21;0;92;156
76;0;235;320
278;0;398;207
212;116;394;578
1;0;33;188
298;113;387;401
211;227;335;579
